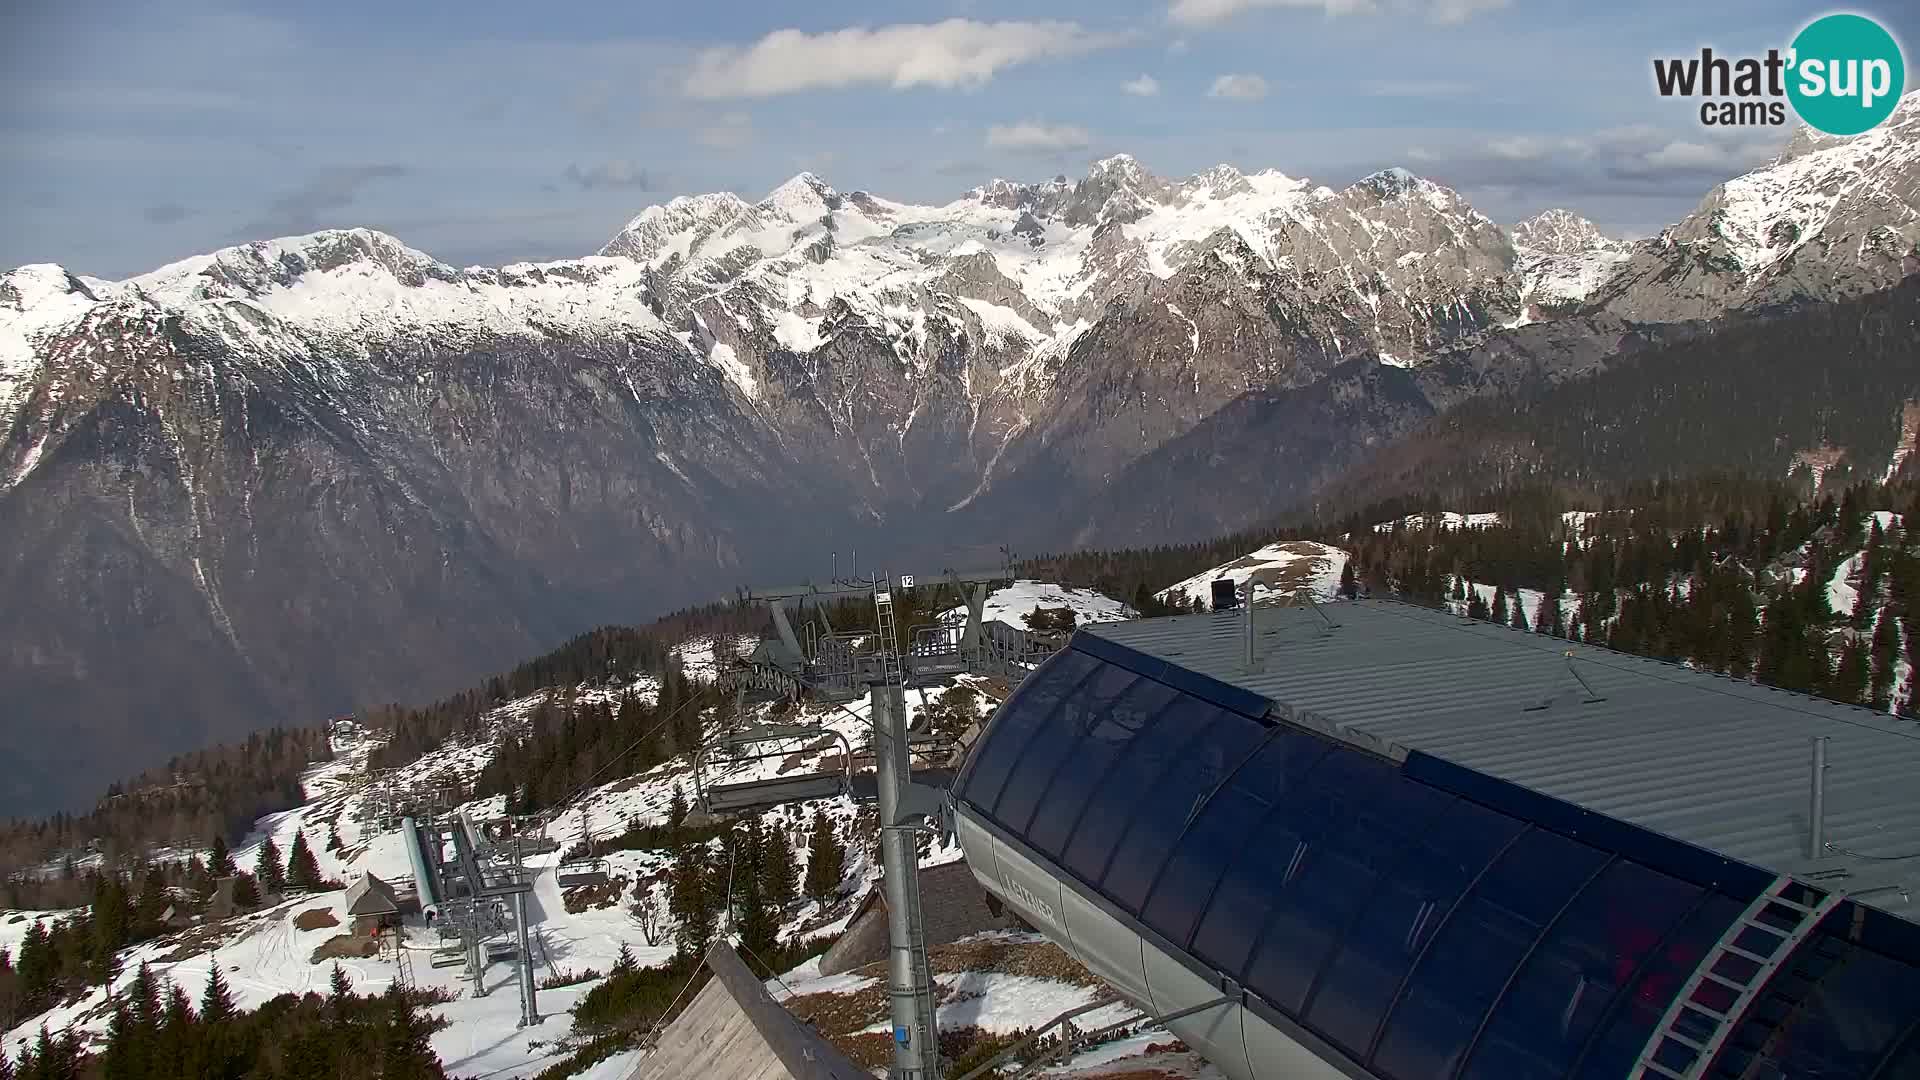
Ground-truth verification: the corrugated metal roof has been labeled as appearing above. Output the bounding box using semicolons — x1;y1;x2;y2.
1086;600;1920;922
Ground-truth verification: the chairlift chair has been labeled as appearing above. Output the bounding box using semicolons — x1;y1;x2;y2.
696;724;855;818
555;822;610;889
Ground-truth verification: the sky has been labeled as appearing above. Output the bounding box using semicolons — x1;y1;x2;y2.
1;0;1913;279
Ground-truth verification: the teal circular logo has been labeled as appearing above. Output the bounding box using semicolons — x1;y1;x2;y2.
1787;14;1906;136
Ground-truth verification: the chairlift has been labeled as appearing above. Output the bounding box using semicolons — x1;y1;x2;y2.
555;822;610;890
696;724;855;818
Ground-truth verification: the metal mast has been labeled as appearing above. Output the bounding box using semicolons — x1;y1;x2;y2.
718;562;1062;1080
871;579;941;1079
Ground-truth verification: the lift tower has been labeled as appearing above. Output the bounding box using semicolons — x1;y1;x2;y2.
720;566;1059;1080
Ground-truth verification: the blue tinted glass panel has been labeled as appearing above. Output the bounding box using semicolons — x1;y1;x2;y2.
1574;892;1741;1080
1238;754;1452;1014
1190;768;1349;979
1059;695;1220;894
1102;710;1265;912
1300;795;1520;1059
1023;678;1180;859
956;650;1097;812
1461;861;1701;1080
1752;937;1920;1077
1140;731;1333;949
1372;829;1605;1079
991;664;1138;834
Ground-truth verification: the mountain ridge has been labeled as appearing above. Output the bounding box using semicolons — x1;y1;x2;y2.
3;97;1919;813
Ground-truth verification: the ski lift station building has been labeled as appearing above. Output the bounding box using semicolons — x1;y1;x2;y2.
951;600;1920;1080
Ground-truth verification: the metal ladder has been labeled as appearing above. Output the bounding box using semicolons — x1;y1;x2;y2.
874;581;905;688
1634;876;1842;1080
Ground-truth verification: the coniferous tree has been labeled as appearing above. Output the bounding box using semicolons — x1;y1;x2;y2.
328;963;353;1004
1832;636;1870;706
761;824;799;911
1491;585;1509;627
1868;612;1899;711
379;983;446;1080
803;810;844;906
208;835;236;880
255;838;285;896
326;824;344;854
0;1042;11;1080
1509;589;1530;632
285;830;322;891
199;965;235;1027
669;841;716;962
1339;562;1358;600
230;873;259;911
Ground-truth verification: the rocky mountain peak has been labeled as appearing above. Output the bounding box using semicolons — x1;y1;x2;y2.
1353;166;1427;200
761;171;844;220
1512;209;1627;256
129;228;453;306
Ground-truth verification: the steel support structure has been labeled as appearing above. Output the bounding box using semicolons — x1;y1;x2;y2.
874;675;941;1080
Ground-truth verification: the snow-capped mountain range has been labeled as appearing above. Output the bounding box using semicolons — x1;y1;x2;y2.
2;93;1917;816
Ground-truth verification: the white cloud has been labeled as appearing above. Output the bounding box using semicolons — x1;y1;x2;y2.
562;160;658;190
694;112;755;151
682;19;1127;99
1123;74;1161;97
1169;0;1507;27
1208;73;1270;101
985;120;1094;153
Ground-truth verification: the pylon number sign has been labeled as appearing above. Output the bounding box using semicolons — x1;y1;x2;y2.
898;574;914;588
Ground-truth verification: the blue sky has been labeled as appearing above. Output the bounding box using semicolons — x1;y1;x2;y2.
1;0;1912;278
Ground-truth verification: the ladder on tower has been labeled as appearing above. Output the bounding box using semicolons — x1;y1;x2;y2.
1633;875;1843;1080
873;582;904;687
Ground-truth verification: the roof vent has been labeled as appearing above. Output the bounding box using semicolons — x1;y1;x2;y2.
1211;578;1239;611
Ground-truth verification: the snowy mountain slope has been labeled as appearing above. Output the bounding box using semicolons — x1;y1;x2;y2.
1595;90;1920;321
1509;209;1633;317
1157;540;1351;608
0;582;1139;1076
6;112;1919;815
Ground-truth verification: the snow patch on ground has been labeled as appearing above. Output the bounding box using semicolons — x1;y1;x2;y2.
940;580;1136;629
1159;541;1350;608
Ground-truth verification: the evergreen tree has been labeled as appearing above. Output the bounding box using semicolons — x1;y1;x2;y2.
199;965;236;1027
255;838;286;896
803;810;845;906
1832;636;1870;705
208;834;236;880
735;870;778;962
1546;578;1568;638
326;824;344;853
1491;585;1509;627
1726;584;1759;679
0;1042;11;1080
1338;562;1358;600
285;830;322;891
1868;611;1899;711
668;841;715;962
668;786;689;836
761;824;798;910
230;872;260;911
328;964;353;1005
379;983;446;1080
611;945;636;977
1508;589;1530;632
154;984;194;1080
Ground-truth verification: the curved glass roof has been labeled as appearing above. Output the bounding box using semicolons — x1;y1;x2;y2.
953;643;1920;1080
